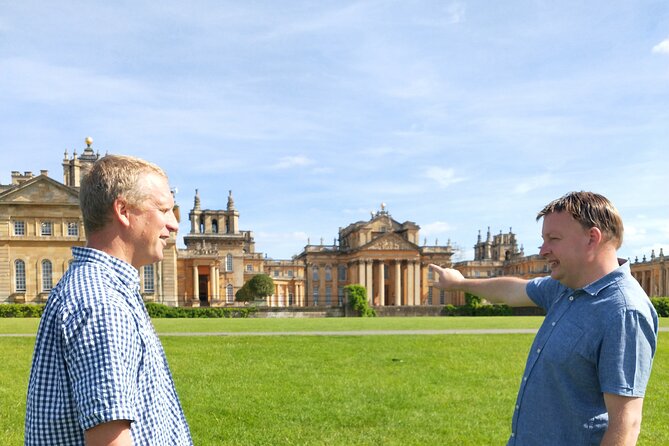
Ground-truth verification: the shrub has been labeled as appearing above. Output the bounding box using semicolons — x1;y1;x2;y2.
441;301;512;317
0;304;44;318
345;284;376;317
651;297;669;317
144;303;257;318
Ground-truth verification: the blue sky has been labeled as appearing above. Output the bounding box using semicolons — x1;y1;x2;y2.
1;1;668;262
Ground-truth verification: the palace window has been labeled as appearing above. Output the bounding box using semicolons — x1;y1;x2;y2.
325;266;332;281
42;260;53;291
15;260;26;292
226;254;233;272
246;264;254;272
288;292;294;306
312;267;319;281
67;222;79;237
338;265;347;281
439;289;445;305
273;270;280;278
143;264;155;293
212;219;218;233
312;287;319;305
427;269;434;281
338;286;344;305
287;270;294;278
325;286;332;305
226;284;234;303
13;221;25;236
41;221;53;236
427;286;433;305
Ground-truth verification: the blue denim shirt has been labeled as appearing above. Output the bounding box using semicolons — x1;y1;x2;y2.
508;260;657;445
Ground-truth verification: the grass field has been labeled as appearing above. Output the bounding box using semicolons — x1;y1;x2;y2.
1;317;667;445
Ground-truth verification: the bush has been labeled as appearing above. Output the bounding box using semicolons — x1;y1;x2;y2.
441;301;512;317
144;303;257;318
0;304;44;318
651;297;669;317
345;284;376;317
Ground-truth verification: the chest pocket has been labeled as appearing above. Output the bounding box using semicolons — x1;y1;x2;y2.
543;319;585;364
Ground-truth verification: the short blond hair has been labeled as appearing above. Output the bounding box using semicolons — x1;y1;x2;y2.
537;191;624;249
79;155;167;234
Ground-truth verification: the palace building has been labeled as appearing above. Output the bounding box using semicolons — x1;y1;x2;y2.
1;139;665;307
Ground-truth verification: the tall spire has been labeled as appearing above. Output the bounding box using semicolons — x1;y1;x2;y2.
227;190;236;211
194;189;201;210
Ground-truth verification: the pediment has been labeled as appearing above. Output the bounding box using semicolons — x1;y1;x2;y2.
0;176;79;205
363;233;417;252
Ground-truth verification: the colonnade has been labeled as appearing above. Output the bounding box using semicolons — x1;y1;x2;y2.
352;258;422;305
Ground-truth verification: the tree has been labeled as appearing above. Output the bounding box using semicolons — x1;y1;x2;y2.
344;284;376;317
236;274;275;304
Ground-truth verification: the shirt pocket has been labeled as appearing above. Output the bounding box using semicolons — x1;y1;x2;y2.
543;319;585;364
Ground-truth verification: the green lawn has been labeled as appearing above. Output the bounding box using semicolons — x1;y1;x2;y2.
1;317;667;445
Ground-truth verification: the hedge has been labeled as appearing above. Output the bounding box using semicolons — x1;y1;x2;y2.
651;297;669;317
442;303;513;317
0;303;256;318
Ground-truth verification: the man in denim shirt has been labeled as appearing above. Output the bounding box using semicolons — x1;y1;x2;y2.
431;191;658;445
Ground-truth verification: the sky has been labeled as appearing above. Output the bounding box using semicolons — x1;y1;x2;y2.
1;0;668;262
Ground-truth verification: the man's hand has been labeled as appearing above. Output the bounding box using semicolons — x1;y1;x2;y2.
429;264;466;291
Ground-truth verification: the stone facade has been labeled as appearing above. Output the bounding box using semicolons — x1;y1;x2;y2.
2;141;665;307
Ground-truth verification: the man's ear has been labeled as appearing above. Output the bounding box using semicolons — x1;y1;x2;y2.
588;227;603;247
112;198;132;228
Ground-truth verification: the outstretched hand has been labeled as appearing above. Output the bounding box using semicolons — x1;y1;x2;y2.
428;264;465;291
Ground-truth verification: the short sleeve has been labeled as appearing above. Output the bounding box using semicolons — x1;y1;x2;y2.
598;309;657;397
526;276;565;312
62;299;143;430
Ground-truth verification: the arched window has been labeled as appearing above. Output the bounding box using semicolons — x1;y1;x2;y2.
199;217;205;234
226;254;233;272
212;219;218;234
226;284;234;303
15;260;26;292
144;264;155;293
42;260;53;291
325;266;332;281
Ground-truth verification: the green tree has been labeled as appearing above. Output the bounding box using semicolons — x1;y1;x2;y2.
345;284;376;317
236;274;275;303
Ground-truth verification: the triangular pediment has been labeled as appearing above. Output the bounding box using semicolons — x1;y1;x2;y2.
361;233;418;252
0;176;79;205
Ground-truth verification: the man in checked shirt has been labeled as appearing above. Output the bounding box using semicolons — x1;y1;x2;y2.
430;191;657;445
25;155;192;445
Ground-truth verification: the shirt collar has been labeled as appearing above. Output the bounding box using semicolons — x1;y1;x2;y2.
72;246;140;291
579;258;628;297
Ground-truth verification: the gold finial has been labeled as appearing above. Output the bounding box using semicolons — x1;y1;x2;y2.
85;136;93;148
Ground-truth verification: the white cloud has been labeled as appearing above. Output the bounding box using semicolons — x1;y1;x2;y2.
421;221;454;236
652;38;669;55
425;167;465;188
513;173;554;194
272;155;315;169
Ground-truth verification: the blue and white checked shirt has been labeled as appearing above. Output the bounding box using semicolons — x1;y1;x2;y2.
25;247;192;445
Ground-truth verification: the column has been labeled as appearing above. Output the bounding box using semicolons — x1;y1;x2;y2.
394;261;401;306
192;265;199;306
407;262;413;305
358;260;365;286
211;266;219;301
366;260;373;303
414;262;421;306
378;262;385;306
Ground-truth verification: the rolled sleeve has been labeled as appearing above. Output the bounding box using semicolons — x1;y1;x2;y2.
598;309;656;397
63;300;143;430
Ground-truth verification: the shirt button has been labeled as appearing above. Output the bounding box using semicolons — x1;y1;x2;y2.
523;376;528;381
536;348;541;353
551;322;556;326
511;432;515;437
516;405;519;410
569;296;574;301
